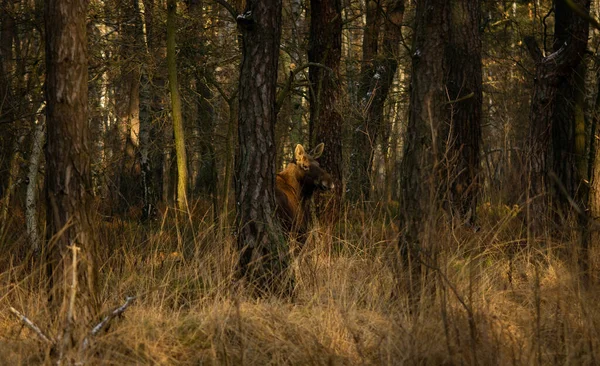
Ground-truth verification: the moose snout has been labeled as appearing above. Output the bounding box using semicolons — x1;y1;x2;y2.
321;179;335;190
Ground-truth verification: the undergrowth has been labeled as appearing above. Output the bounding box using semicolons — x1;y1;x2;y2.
0;202;599;365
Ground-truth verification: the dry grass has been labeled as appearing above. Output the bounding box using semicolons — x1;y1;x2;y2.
1;203;599;365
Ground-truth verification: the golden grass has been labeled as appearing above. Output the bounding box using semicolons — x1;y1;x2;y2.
1;204;599;365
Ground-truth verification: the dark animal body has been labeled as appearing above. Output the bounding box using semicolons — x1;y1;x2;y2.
275;143;334;235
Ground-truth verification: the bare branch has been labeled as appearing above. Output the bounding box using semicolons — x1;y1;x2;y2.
9;307;53;344
80;296;136;354
211;0;237;20
275;62;332;114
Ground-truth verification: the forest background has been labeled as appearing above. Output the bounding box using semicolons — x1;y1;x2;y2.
2;0;600;364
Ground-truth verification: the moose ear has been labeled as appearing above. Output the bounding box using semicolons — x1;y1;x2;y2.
311;143;324;159
295;144;309;170
295;144;305;160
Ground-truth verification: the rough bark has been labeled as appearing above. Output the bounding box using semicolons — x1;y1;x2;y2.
399;0;482;254
167;0;189;212
525;0;590;234
44;0;98;357
399;0;448;256
445;0;482;225
308;0;343;220
235;0;289;293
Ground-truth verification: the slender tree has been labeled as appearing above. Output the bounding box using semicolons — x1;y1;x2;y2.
167;0;189;212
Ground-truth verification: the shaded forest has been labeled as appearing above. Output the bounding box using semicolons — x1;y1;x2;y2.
2;0;600;364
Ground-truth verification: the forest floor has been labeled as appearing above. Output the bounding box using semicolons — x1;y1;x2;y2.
1;201;599;365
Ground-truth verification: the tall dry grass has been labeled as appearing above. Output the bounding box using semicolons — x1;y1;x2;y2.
1;202;599;365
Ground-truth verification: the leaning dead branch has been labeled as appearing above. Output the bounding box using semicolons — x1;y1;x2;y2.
9;306;53;345
79;296;136;354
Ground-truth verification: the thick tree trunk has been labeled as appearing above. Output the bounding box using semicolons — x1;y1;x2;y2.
308;0;343;220
399;0;448;256
399;0;482;253
44;0;98;357
235;0;289;293
445;0;482;225
525;0;590;234
167;0;189;212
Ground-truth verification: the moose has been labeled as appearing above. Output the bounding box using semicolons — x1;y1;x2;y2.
275;143;334;236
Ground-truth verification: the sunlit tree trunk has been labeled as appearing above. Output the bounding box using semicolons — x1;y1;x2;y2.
167;0;188;212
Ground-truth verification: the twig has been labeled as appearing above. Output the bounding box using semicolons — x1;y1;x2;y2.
9;307;53;344
211;0;237;20
79;296;136;354
67;245;80;326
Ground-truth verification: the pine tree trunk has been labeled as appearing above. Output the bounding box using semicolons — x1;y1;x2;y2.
445;0;482;225
399;0;482;253
235;0;289;293
308;0;343;221
525;0;590;234
44;0;98;357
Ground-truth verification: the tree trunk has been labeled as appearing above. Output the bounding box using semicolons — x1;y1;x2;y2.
445;0;482;225
399;0;482;254
26;117;45;253
0;0;15;196
167;0;189;212
525;0;590;234
308;0;343;220
399;0;448;258
44;0;98;357
139;0;157;221
235;0;289;293
348;0;381;201
115;0;144;214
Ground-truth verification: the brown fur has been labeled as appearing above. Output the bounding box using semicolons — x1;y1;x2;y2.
275;144;334;235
